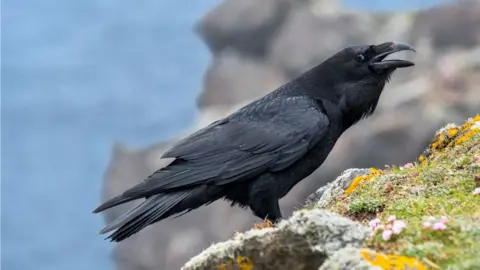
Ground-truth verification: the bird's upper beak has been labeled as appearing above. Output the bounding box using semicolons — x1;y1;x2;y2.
369;42;415;71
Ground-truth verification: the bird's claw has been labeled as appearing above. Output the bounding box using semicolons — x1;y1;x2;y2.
251;218;275;230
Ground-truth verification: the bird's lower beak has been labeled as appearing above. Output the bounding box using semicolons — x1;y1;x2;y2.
369;42;415;71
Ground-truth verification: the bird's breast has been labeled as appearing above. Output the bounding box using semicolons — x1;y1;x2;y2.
275;132;340;198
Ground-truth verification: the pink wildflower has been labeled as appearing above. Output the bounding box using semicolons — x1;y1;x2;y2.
473;188;480;195
392;220;406;234
382;229;393;241
433;222;447;231
400;163;414;170
423;221;431;229
440;216;448;224
387;215;396;222
369;218;381;228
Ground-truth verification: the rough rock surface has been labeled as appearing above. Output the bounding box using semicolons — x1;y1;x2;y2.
182;210;369;270
181;116;480;270
318;247;381;270
305;168;370;208
195;0;291;55
100;0;480;269
197;50;287;108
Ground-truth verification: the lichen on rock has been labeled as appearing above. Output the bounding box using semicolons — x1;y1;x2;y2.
182;114;480;270
305;168;371;209
181;210;369;270
319;247;382;270
320;114;480;269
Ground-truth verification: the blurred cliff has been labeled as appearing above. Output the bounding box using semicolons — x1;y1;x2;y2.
100;0;480;269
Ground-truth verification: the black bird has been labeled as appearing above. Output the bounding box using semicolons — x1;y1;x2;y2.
93;41;415;242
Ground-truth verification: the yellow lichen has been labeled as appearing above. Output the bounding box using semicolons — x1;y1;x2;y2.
455;129;479;145
345;168;383;195
361;249;428;270
418;113;480;163
217;256;253;270
447;127;458;137
236;256;253;270
418;154;428;166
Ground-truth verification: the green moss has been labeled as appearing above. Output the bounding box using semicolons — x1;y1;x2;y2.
397;217;480;269
323;114;480;269
348;197;385;215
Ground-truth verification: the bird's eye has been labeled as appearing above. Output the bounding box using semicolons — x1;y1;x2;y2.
355;54;365;62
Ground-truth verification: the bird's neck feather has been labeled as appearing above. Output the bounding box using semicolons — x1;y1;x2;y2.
290;64;343;101
289;64;389;130
337;78;386;130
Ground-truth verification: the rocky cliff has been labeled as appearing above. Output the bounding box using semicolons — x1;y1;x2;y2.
100;0;480;269
182;115;480;270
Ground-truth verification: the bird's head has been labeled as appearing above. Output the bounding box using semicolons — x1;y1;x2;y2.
329;41;415;81
310;41;416;127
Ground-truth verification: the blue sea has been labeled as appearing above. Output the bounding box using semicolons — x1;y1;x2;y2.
1;0;445;269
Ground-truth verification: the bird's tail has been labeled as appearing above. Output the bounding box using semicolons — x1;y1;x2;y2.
97;185;223;242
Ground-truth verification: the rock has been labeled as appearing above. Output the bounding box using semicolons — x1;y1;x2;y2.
318;247;381;270
182;115;480;270
103;140;260;270
102;1;480;269
268;7;374;76
305;168;370;208
195;0;291;56
101;141;172;223
411;0;480;51
197;50;287;109
181;209;369;270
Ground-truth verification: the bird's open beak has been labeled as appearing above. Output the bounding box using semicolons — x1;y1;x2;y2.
369;42;415;71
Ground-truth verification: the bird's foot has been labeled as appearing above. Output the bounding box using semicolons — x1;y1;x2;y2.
251;218;275;230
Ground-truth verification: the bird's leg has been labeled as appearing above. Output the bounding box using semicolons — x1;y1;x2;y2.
249;199;282;230
252;217;274;230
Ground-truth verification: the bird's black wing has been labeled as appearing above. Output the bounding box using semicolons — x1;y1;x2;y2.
123;95;329;195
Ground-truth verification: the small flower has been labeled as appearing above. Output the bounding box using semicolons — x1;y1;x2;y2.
400;163;414;170
428;216;436;222
387;215;396;222
473;188;480;195
382;229;393;241
423;221;431;229
440;216;448;224
433;222;447;231
392;220;406;234
369;218;381;228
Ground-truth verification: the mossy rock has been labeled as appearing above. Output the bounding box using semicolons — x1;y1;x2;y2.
182;114;480;270
320;114;480;269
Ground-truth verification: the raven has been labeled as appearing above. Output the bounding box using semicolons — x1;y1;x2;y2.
93;41;415;242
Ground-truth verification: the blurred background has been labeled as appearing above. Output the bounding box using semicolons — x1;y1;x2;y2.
2;0;480;269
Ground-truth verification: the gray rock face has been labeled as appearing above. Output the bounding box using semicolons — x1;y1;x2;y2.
101;0;480;269
181;209;369;270
268;7;372;76
411;0;480;50
198;50;287;108
305;168;370;208
319;247;382;270
196;0;291;55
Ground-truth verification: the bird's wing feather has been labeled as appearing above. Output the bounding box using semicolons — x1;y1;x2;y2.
125;95;329;194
